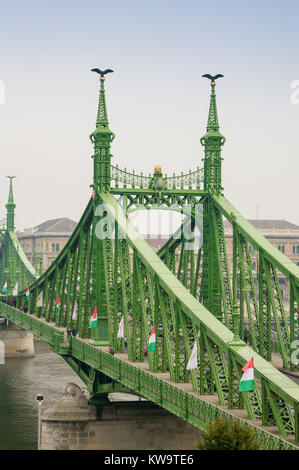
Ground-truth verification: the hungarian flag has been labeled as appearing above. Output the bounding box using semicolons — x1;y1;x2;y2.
36;291;43;307
186;340;198;370
2;280;7;293
239;357;254;392
117;316;124;338
25;286;30;301
148;325;156;352
92;190;96;201
77;273;80;284
89;307;97;328
13;282;18;297
55;296;60;314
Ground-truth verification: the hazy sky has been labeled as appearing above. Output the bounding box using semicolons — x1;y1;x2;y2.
0;0;298;231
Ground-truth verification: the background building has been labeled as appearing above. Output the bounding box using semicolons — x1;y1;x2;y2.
17;218;77;273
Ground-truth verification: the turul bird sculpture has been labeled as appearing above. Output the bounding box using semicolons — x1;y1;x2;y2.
202;74;224;83
91;68;114;77
6;176;16;182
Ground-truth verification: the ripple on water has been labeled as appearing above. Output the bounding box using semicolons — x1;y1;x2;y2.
0;340;86;450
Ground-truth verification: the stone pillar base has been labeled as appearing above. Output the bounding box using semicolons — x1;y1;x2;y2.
0;322;35;357
41;384;201;450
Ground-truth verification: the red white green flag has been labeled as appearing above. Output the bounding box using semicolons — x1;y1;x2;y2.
89;307;98;328
77;273;80;284
186;340;198;370
117;316;124;338
25;286;30;301
36;291;43;307
239;357;254;392
72;301;78;321
13;282;18;297
148;325;156;352
55;296;60;314
2;280;7;293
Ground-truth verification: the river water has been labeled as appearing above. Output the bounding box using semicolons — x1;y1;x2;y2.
0;340;86;450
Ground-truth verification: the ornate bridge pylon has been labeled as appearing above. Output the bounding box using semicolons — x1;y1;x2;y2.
0;71;299;449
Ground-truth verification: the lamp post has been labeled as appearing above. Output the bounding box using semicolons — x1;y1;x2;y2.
36;394;43;450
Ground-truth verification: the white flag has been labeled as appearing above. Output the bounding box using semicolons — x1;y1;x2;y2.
72;301;78;321
186;340;198;370
36;291;43;307
12;282;18;297
117;316;124;338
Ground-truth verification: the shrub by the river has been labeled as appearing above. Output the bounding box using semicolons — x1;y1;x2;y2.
195;417;264;450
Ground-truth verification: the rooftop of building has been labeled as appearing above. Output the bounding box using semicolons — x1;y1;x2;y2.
17;217;77;237
223;219;299;237
224;219;299;231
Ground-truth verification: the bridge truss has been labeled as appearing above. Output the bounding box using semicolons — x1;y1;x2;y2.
0;74;299;450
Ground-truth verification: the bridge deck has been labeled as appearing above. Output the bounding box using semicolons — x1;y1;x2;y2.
1;305;298;450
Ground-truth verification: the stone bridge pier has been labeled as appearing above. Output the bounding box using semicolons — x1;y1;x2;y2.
0;319;34;357
40;383;201;450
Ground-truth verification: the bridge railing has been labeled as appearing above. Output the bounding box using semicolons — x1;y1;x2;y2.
110;165;204;191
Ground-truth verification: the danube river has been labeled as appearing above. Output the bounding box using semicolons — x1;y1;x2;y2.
0;340;85;450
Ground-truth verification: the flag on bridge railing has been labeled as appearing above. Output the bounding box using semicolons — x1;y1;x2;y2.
25;286;30;301
13;282;18;297
186;340;198;370
77;273;80;284
36;291;43;307
239;357;254;392
148;325;156;352
89;307;98;328
2;280;7;293
55;296;60;314
117;316;124;338
72;301;78;321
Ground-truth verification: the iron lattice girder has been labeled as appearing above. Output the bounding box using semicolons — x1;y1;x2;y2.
1;189;299;445
0;230;38;294
0;302;298;450
100;193;299;408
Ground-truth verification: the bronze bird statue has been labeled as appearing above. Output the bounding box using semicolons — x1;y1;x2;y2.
6;176;16;182
202;74;224;86
91;68;114;77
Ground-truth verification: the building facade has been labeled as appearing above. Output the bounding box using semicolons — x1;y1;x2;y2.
17;218;77;273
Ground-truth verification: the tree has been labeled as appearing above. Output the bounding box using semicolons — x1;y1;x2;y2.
195;417;264;450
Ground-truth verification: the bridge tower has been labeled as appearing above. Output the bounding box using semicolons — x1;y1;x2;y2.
90;74;115;192
89;73;115;345
200;80;227;321
5;177;16;231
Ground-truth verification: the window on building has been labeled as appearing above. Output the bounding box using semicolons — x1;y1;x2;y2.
252;261;256;270
51;243;55;252
56;243;60;252
294;245;299;254
278;245;285;253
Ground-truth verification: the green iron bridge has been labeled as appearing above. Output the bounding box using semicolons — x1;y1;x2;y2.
0;73;299;450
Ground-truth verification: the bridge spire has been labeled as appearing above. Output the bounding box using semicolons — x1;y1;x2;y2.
5;176;16;231
90;70;115;192
200;78;226;193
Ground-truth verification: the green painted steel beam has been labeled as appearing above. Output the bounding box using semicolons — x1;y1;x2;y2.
99;192;299;407
212;194;299;285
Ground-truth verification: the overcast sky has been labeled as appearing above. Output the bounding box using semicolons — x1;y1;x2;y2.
0;0;298;231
